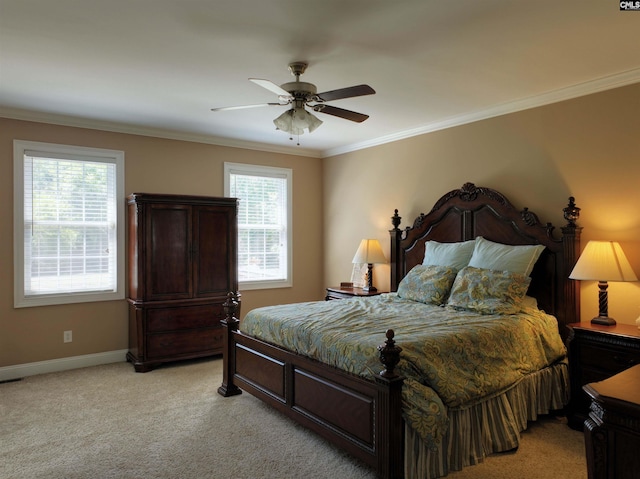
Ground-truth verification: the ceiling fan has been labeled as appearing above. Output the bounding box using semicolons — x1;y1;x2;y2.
211;62;375;138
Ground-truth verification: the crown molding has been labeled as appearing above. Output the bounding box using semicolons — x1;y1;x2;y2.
0;108;322;158
2;68;638;160
322;68;640;158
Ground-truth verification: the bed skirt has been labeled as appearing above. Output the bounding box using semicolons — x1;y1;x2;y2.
404;359;569;479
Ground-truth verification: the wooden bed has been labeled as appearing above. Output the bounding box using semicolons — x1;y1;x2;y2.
218;182;582;479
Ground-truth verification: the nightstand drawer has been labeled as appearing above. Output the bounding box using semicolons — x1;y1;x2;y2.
579;343;640;374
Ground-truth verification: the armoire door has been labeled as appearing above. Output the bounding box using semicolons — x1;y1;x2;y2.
193;205;236;298
146;203;193;301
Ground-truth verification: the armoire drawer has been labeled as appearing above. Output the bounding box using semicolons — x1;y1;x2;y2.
146;303;225;332
147;327;223;358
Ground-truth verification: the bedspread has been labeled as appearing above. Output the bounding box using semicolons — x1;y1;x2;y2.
240;293;567;449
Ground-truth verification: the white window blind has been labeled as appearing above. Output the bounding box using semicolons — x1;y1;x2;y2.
14;140;125;307
225;163;292;289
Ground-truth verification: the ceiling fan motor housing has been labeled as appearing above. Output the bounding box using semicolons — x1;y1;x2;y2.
280;81;317;100
281;62;318;102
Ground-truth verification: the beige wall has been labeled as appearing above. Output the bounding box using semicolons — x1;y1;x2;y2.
324;83;640;326
0;119;324;367
3;82;640;369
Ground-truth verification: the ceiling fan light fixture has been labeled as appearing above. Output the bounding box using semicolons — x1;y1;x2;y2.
298;107;323;133
273;107;323;135
273;109;301;135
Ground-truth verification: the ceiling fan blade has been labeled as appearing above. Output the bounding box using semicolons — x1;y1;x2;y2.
313;104;369;123
250;78;292;98
316;84;375;102
211;103;283;112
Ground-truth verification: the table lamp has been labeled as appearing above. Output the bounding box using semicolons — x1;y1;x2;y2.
569;240;638;325
352;239;387;292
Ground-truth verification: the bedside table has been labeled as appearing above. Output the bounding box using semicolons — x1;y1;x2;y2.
566;322;640;430
325;286;386;301
583;365;640;479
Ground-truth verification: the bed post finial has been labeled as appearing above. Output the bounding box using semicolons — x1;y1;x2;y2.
391;209;402;231
378;329;402;379
223;291;240;320
563;197;580;228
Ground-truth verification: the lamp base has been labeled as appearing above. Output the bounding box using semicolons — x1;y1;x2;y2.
591;316;617;326
362;263;377;293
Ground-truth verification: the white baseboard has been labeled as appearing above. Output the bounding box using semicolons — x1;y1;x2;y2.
0;349;128;382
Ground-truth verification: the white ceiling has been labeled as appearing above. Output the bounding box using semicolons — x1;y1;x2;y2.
1;0;639;158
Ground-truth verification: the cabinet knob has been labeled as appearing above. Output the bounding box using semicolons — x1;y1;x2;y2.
613;355;637;368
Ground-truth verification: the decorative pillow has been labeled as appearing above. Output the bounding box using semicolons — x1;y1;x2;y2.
422;240;476;270
397;265;458;306
447;266;531;314
468;236;545;276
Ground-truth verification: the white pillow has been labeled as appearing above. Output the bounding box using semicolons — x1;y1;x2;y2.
468;236;545;277
422;240;476;270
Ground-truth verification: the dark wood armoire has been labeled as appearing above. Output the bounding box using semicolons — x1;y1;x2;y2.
126;193;238;372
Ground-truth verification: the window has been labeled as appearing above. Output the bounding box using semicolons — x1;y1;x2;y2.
14;140;125;307
224;162;292;290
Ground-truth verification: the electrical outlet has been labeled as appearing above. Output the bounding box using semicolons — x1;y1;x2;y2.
63;330;72;343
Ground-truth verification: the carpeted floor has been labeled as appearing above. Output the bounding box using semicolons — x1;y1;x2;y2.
0;358;587;479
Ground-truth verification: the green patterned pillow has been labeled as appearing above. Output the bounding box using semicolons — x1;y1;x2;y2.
447;266;531;314
397;265;458;305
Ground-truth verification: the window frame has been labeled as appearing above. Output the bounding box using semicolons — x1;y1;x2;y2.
13;140;125;308
224;162;293;290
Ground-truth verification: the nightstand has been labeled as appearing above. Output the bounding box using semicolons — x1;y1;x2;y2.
583;365;640;479
566;322;640;430
325;286;386;301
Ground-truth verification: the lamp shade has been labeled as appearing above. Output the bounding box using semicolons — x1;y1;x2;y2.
352;239;387;264
273;107;323;135
569;240;638;282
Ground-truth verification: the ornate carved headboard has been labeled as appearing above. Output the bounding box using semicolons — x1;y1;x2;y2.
389;183;582;339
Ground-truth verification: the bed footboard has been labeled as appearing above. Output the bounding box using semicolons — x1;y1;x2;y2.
218;293;405;479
